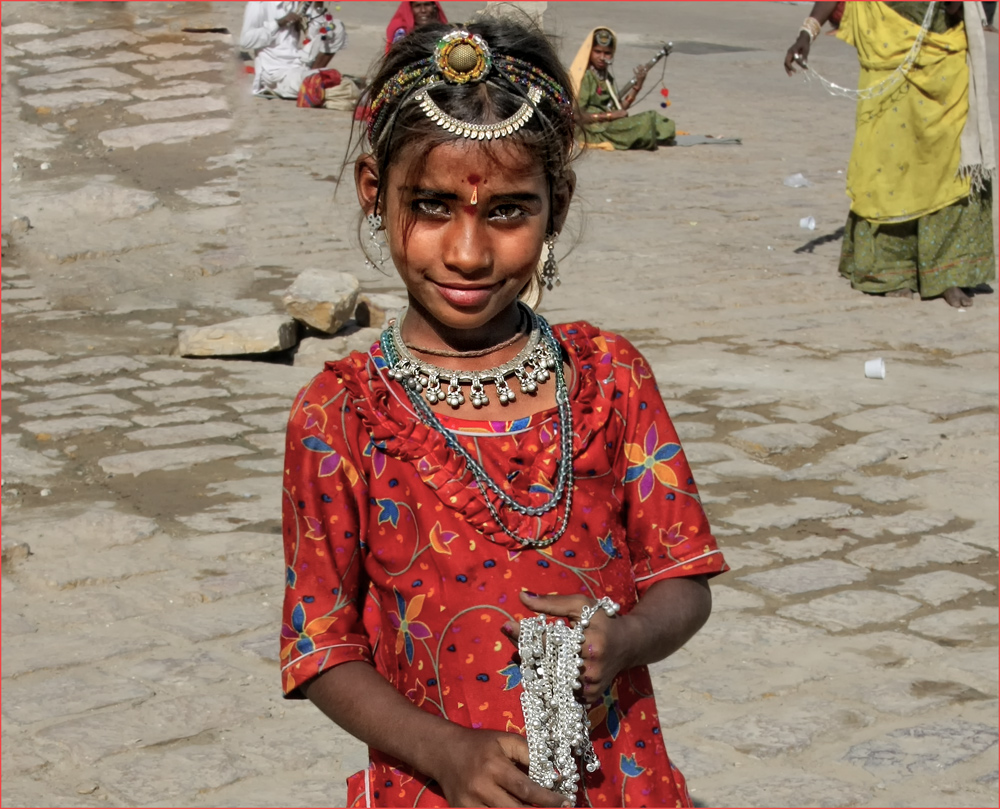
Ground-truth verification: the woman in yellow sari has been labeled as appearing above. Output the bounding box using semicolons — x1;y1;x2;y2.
569;27;677;150
785;2;995;307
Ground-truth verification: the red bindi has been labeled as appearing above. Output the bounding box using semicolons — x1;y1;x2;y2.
467;174;482;185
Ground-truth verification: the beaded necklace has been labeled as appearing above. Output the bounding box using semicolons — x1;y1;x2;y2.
379;309;574;548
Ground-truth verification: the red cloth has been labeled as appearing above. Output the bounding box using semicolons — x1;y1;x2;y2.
296;68;342;108
281;323;728;807
830;1;847;27
385;0;447;52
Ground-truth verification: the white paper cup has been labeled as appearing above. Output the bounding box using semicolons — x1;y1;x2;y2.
799;216;816;230
864;358;886;379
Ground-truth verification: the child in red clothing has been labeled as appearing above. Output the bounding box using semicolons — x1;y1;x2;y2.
281;16;728;808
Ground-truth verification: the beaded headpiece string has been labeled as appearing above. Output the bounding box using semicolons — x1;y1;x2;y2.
367;29;572;146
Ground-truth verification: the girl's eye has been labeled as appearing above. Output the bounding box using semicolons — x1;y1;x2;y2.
414;199;449;216
491;204;527;221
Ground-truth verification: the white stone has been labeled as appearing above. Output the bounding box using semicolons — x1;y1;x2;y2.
226;397;293;414
126;422;250;447
176;185;239;206
138;42;212;58
22;52;148;72
239;412;287;432
282;269;360;334
21;89;132;114
244;433;285;453
720;497;855;531
887;571;995;606
98;445;254;476
132;59;226;79
716;408;771;424
833;475;920;504
843;720;1000;778
126;96;228;121
130;80;222;100
739;559;869;596
777;590;921;631
19;67;139;92
829;510;955;540
178;315;298;357
846;535;987;571
137;369;208;385
834;405;936;433
709;585;766;612
705;458;782;478
702;701;871;758
780;444;893;480
681;441;747;464
20;416;132;441
674;421;715;440
16;29;146;55
132;386;229;405
730;423;833;455
754;534;856;560
354;292;406;329
1;349;57;363
17;354;147;382
908;607;998;642
23;378;147;400
708;392;780;408
1;434;65;484
131;407;225;427
18;394;140;418
98;118;233;150
3;22;58;35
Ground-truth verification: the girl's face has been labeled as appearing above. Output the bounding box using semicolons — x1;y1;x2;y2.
410;1;438;28
590;43;614;72
359;139;571;347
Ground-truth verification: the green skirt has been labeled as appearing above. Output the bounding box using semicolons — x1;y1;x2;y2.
581;111;676;151
839;186;996;298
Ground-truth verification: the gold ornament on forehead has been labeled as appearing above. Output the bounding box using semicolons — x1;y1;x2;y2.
435;30;492;83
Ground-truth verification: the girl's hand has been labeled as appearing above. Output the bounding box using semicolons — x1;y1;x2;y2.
430;726;570;808
507;592;628;705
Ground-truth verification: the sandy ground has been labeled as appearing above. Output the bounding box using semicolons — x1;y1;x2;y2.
1;2;997;807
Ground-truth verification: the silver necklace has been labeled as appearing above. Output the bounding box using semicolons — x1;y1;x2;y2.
387;302;558;409
379;308;574;548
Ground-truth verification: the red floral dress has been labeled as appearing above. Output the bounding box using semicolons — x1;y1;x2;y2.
281;322;728;808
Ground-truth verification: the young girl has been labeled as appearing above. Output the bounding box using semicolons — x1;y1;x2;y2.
281;16;728;808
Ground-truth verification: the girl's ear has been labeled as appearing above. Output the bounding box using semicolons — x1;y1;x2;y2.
550;168;576;235
355;154;380;216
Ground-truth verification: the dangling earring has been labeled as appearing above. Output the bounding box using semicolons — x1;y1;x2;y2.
365;212;386;271
541;233;560;291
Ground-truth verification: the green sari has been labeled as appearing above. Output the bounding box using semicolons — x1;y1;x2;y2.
577;69;676;151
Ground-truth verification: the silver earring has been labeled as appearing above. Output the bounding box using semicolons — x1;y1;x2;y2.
365;212;386;271
541;234;560;291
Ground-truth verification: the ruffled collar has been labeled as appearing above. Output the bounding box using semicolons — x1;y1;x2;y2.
328;321;614;548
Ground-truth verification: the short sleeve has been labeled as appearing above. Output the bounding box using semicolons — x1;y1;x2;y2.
280;370;372;697
609;335;728;595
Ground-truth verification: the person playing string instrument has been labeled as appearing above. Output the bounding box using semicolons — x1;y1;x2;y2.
569;27;677;150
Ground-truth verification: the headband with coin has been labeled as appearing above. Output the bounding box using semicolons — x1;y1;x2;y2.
593;29;615;49
367;29;572;146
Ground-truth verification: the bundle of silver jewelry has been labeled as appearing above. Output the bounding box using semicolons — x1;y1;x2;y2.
379;303;575;548
518;597;621;800
385;303;558;409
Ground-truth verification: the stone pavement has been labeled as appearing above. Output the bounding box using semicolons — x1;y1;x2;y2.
1;2;997;807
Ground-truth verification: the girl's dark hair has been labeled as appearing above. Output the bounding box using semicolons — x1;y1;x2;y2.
353;15;579;235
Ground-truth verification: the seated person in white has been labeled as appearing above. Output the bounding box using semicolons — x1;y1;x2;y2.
240;1;347;98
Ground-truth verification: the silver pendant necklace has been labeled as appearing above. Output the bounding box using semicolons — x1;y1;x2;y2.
386;302;558;409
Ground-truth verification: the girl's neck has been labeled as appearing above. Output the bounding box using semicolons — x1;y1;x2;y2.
399;302;526;364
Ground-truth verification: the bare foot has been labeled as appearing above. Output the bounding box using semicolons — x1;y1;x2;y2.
984;23;999;33
884;289;914;299
942;286;973;308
